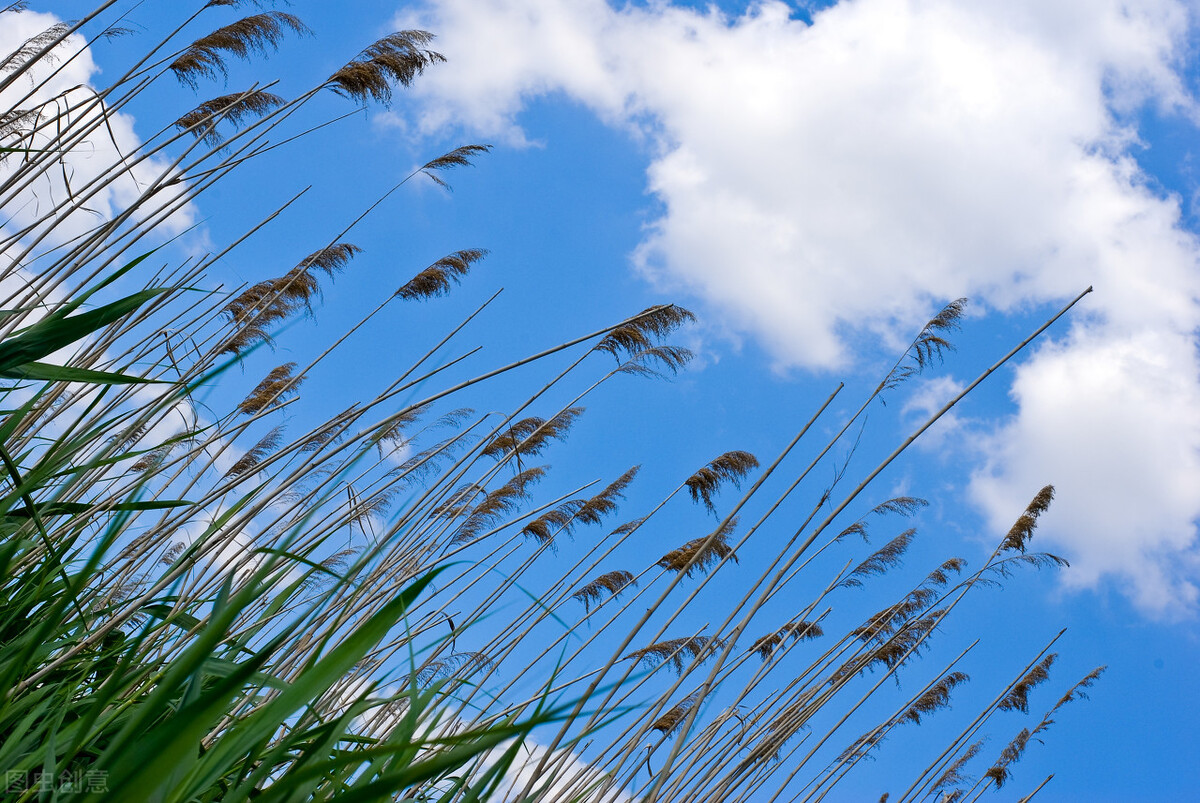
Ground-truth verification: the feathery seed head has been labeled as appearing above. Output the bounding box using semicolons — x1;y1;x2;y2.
685;450;759;514
327;30;445;105
170;13;309;88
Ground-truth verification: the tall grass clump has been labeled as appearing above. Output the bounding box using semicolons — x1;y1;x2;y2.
0;3;1103;802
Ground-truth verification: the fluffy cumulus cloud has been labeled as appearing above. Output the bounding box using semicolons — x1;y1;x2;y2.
397;0;1200;614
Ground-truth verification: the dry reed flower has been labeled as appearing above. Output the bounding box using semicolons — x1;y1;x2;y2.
297;243;362;278
998;653;1057;713
651;691;703;737
685;451;759;514
594;304;695;361
170;13;309;88
617;345;694;378
395;248;488;300
900;670;969;726
173;90;286;146
624;635;726;675
0;21;70;73
748;689;820;764
238;362;301;415
982;665;1103;790
481;407;583;460
130;444;171;473
880;298;968;392
420;144;492;190
576;466;639;525
1001;485;1055;554
226;424;284;477
656;517;739;577
751;621;824;661
416;651;493;686
326;30;445;105
931;739;985;798
450;466;546;543
572;569;636;612
521;500;585;545
838;528;917;589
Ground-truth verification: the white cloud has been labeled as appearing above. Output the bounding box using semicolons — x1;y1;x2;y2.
397;0;1200;613
0;10;194;250
478;738;630;803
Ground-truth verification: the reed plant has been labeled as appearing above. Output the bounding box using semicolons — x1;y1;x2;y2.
0;2;1104;801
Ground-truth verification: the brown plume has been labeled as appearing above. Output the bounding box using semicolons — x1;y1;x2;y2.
651;691;703;737
594;305;695;362
751;620;824;661
576;466;639;525
450;466;545;544
173;89;285;146
572;570;635;612
932;740;985;797
326;30;445;105
998;654;1057;713
624;634;726;675
226;424;285;477
1000;485;1054;554
0;22;70;73
838;528;916;589
420;144;492;190
238;362;301;415
879;297;967;393
657;517;739;577
170;13;309;88
521;500;585;546
685;450;759;514
900;670;969;725
416;652;493;687
396;248;487;300
617;345;694;378
985;666;1103;789
482;407;583;460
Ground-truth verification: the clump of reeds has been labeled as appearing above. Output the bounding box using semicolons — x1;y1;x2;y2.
0;3;1104;802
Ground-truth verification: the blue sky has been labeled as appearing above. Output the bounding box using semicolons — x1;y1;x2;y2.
7;0;1200;799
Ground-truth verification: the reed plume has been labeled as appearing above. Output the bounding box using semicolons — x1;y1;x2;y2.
685;450;759;514
997;653;1057;713
624;635;726;675
594;304;695;360
481;406;583;459
420;144;492;190
521;499;585;545
573;570;636;612
450;466;546;543
838;528;917;589
0;22;70;74
751;620;824;661
576;466;639;525
1001;485;1055;554
651;691;703;737
326;30;445;105
238;362;301;415
396;248;488;300
931;739;985;798
983;666;1105;789
226;424;285;477
170;12;309;88
173;90;286;146
657;517;739;577
899;670;969;726
880;297;967;392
